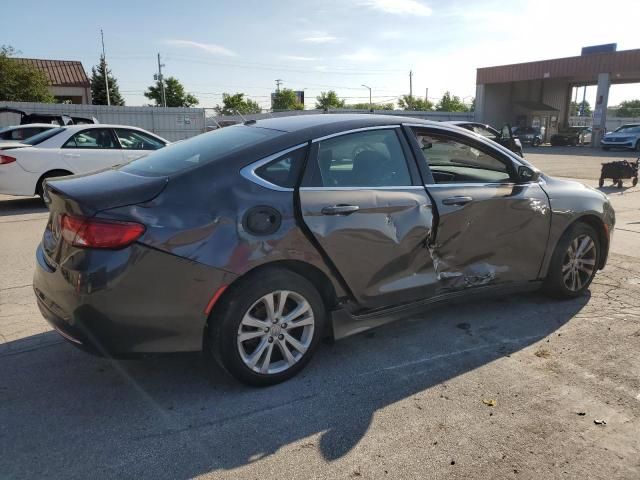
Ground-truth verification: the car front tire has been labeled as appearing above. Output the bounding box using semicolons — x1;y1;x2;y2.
207;268;326;386
544;222;600;299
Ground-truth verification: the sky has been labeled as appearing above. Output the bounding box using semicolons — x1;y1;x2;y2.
4;0;640;110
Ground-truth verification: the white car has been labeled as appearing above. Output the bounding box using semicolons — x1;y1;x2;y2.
0;123;58;146
601;124;640;151
0;124;169;197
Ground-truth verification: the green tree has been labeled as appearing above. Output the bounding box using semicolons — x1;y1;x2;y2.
144;76;198;107
435;91;469;112
315;90;345;110
344;102;394;110
569;100;591;116
214;93;261;115
0;45;54;103
272;88;303;111
397;94;433;111
616;99;640;117
90;55;125;106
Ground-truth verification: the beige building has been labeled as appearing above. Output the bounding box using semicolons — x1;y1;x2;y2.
15;58;91;104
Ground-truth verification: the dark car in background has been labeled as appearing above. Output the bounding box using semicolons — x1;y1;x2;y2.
33;115;614;386
447;121;523;156
550;126;592;146
512;126;543;146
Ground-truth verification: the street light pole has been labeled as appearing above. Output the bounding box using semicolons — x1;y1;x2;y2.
362;84;372;111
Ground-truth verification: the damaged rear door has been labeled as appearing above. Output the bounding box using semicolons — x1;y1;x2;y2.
407;125;550;290
298;127;436;309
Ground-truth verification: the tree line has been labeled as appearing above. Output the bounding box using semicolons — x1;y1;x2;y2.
3;44;639;117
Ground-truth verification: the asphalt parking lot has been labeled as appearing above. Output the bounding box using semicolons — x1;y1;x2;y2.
1;147;639;479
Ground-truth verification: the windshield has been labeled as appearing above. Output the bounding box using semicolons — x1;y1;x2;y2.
22;127;65;145
614;125;640;134
120;125;283;176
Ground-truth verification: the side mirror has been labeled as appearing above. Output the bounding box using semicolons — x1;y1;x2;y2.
517;165;540;183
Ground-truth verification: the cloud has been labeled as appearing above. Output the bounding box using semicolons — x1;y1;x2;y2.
165;39;236;56
300;31;339;43
362;0;432;16
282;55;317;61
340;48;378;62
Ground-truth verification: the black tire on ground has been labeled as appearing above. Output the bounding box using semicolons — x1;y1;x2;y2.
35;170;72;198
207;268;326;386
543;222;600;299
633;177;638;187
532;138;540;147
598;177;604;188
617;179;624;188
570;138;578;146
636;140;640;152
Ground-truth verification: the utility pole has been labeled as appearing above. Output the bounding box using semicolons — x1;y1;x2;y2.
409;70;413;98
275;79;283;92
425;87;428;102
156;53;167;107
100;29;110;106
362;84;372;111
580;84;587;116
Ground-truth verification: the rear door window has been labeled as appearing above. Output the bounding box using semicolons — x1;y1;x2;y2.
63;129;119;149
121;125;283;176
307;129;412;187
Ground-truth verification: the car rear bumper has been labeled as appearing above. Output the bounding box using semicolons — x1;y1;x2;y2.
33;242;237;356
0;160;37;196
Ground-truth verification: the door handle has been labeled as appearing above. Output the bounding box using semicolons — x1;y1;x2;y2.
442;196;473;206
63;153;80;158
321;205;360;216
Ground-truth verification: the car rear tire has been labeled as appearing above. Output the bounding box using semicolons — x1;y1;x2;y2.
36;170;72;198
207;268;326;386
532;138;540;147
570;138;578;147
543;222;600;299
598;177;604;188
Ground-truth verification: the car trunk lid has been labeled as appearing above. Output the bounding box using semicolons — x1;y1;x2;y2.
41;169;168;267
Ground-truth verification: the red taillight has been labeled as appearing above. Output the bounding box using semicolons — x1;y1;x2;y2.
60;215;145;249
0;155;16;165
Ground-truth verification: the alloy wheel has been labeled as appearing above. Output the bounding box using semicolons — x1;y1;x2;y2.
237;290;315;374
561;234;597;291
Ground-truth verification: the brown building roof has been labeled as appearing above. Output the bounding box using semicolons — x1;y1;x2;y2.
13;58;90;88
477;48;640;85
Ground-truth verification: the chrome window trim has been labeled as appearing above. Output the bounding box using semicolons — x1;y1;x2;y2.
240;143;307;192
300;186;426;191
311;125;401;143
424;181;544;188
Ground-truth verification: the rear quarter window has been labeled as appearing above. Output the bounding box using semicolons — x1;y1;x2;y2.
120;126;283;176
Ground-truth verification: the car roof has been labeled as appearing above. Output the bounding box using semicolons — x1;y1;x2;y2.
249;114;437;133
60;124;152;131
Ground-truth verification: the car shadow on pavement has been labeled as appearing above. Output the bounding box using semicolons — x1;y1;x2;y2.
0;197;47;217
0;291;590;478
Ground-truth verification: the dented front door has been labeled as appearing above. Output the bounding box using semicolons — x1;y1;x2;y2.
425;183;551;289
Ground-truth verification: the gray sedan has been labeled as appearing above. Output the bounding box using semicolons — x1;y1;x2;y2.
33;115;615;386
